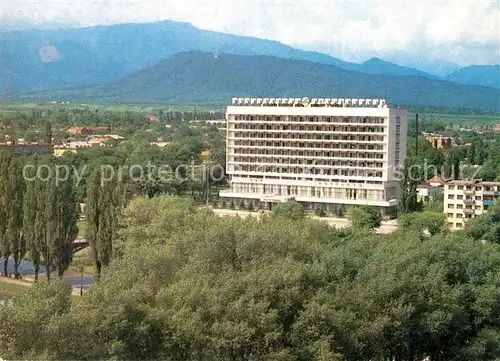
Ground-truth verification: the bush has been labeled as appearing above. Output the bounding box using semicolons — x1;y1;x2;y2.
347;206;382;230
272;201;305;221
220;199;227;209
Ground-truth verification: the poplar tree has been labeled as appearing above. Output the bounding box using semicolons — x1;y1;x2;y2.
85;168;121;277
23;165;43;281
85;169;102;276
43;178;58;280
398;157;421;214
44;121;52;144
53;177;79;278
43;176;79;280
5;157;26;278
0;150;13;276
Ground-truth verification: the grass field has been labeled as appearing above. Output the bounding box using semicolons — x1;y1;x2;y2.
0;100;225;115
413;112;500;126
1;100;498;124
0;279;31;298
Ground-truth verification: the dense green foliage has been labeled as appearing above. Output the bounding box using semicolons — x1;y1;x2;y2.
272;200;306;221
24;52;500;110
464;202;500;243
1;196;499;361
347;206;382;230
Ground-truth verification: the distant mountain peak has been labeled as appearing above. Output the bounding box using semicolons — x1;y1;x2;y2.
359;57;439;79
363;57;386;64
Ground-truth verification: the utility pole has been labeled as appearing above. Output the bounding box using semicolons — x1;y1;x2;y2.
206;157;210;208
415;113;419;156
80;266;83;297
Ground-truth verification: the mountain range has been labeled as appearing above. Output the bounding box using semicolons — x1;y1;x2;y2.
445;66;500;90
23;51;500;111
1;20;499;108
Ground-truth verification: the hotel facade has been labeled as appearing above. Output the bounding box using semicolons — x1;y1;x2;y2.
219;97;408;214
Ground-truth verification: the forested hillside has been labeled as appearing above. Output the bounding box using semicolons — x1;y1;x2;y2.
27;52;500;110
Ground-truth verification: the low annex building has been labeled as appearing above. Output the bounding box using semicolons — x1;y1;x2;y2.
417;176;445;203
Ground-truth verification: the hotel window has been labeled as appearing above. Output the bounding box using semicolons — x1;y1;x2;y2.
448;194;454;200
447;204;454;209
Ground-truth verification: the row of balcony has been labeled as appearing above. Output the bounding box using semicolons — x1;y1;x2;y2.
230;126;386;134
231;144;385;152
228;167;384;179
229;133;386;141
230;152;385;161
228;160;385;170
229;137;386;145
232;117;387;125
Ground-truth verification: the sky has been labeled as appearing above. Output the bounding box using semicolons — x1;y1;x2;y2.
1;0;499;65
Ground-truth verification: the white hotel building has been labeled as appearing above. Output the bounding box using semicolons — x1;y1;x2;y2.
219;97;408;214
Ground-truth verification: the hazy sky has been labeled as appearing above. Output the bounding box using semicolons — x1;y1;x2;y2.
2;0;499;65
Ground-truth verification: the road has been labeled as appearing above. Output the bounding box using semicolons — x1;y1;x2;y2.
0;258;95;292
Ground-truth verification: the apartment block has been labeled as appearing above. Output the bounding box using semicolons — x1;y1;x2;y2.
424;132;453;149
219;97;408;214
444;180;500;230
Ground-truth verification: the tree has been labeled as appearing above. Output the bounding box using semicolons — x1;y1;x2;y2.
398;157;422;214
347;206;382;230
44;121;52;144
0;151;24;277
5;157;26;278
464;201;500;243
0;150;13;276
2;196;500;360
53;177;79;278
423;196;444;213
398;211;448;238
85;169;121;277
272;200;305;221
23;164;43;281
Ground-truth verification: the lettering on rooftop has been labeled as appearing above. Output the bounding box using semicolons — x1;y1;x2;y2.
231;97;387;108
